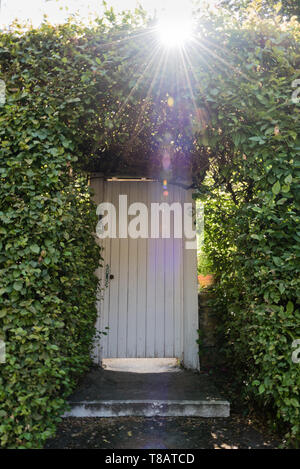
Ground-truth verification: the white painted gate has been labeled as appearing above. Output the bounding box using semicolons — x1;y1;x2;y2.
91;177;199;370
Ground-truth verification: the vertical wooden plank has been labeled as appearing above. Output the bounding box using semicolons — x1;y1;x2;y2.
117;182;129;357
183;187;200;369
127;182;138;357
90;175;104;364
100;180;111;359
173;186;184;360
155;182;165;357
136;182;148;357
164;185;174;357
108;181;120;357
146;182;156;357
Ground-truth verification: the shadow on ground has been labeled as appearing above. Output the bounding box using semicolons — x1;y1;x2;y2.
45;414;280;449
67;365;224;402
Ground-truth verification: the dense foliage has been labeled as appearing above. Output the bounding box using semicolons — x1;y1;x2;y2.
0;25;101;448
195;11;300;445
221;0;300;20
0;1;299;447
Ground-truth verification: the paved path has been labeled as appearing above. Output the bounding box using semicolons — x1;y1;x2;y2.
45;361;281;449
68;366;225;402
45;414;280;449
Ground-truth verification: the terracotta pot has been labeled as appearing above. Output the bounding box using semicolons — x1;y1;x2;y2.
198;274;214;288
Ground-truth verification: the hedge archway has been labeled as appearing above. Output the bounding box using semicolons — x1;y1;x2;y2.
0;5;299;447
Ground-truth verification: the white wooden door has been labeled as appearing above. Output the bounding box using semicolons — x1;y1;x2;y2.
92;179;199;369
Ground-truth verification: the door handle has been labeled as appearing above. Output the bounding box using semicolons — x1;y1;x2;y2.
105;264;110;287
105;264;114;286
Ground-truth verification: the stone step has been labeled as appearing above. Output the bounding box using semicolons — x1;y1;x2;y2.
64;399;230;418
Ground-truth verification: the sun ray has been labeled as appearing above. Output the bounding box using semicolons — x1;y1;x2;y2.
156;46;171;98
178;46;198;116
180;45;206;98
131;44;169;139
113;36;161;122
191;36;254;83
95;27;157;50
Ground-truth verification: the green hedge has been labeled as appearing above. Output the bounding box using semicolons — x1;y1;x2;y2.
190;9;300;446
196;23;300;442
0;61;100;449
0;13;142;448
202;189;300;444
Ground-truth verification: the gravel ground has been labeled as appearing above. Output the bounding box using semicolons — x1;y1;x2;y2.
45;413;281;449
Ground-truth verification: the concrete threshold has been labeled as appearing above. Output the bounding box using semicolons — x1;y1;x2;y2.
64;362;230;418
64;399;230;418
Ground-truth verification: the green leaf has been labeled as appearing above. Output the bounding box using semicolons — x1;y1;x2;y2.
281;184;290;193
258;384;265;394
290;398;300;408
30;244;40;254
66;98;81;104
272;181;281;195
13;281;23;291
285;174;292;184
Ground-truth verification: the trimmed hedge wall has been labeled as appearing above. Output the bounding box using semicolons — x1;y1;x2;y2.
0;68;100;448
202;190;300;445
191;9;300;446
